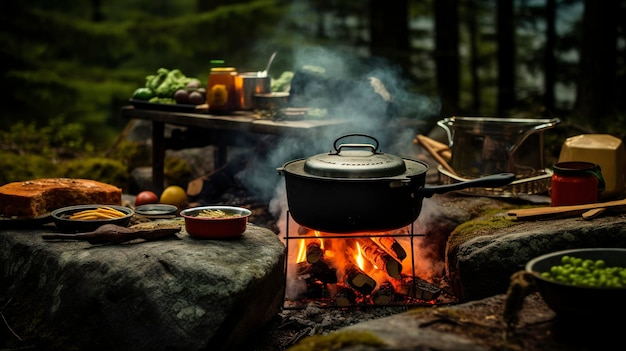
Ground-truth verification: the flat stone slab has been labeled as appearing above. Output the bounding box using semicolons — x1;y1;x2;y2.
0;219;285;351
293;292;621;351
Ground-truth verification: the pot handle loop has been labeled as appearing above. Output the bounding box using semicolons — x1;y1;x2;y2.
333;134;380;155
507;117;561;156
436;118;454;148
417;173;516;198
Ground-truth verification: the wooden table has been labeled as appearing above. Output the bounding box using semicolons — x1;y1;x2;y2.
121;106;351;191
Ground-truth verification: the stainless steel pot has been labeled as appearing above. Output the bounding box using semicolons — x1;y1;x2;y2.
277;134;515;233
437;116;560;178
234;72;271;110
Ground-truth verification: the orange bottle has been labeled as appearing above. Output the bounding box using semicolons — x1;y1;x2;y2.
207;67;237;114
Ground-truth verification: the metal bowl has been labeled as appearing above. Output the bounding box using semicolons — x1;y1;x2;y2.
254;92;289;110
180;206;251;239
134;204;178;216
526;248;626;319
51;204;134;233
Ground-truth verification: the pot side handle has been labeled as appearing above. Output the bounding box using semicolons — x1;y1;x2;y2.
436;118;454;148
417;173;516;198
508;117;561;156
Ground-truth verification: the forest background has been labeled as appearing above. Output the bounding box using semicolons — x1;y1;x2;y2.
1;0;625;193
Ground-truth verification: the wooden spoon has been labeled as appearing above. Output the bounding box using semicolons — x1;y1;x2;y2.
42;224;181;244
507;198;626;220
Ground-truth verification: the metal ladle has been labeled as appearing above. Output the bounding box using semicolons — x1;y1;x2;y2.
258;51;277;77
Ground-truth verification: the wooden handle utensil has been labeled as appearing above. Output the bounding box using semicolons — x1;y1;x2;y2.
507;198;626;220
415;134;456;175
42;224;181;244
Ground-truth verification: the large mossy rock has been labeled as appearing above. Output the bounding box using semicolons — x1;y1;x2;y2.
446;208;626;301
0;220;285;351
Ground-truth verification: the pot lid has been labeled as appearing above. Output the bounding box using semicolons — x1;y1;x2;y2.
303;134;407;178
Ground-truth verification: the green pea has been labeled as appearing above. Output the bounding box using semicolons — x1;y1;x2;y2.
541;255;626;288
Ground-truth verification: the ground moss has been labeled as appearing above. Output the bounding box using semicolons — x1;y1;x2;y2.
287;330;384;351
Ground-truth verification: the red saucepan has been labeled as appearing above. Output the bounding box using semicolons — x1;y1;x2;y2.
277;134;515;233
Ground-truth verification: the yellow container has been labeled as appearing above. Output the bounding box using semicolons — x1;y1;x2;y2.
558;134;626;198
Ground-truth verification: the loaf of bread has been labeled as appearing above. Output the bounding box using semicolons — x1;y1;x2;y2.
0;178;122;218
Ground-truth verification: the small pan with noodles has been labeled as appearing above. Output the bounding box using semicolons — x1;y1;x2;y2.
180;206;251;239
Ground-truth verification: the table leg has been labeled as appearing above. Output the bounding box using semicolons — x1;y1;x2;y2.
152;121;165;192
214;146;228;169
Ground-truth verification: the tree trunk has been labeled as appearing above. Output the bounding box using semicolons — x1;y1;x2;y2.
497;0;516;115
434;0;460;116
543;0;556;113
467;0;481;113
91;0;103;22
574;0;619;127
369;0;411;72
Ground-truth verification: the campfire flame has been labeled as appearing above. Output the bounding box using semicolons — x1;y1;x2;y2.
355;242;365;270
284;215;443;308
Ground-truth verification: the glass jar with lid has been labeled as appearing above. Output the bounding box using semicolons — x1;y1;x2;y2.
207;67;237;114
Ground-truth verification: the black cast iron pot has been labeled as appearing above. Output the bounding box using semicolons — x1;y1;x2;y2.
277;134;515;233
525;248;626;319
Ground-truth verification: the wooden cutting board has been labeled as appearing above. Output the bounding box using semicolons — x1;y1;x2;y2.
507;198;626;220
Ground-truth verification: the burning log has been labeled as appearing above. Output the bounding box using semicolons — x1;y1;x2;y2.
353;238;402;279
395;276;441;301
334;287;357;307
413;277;441;301
371;236;407;261
296;260;337;284
306;241;323;264
372;281;395;305
344;262;376;295
295;260;338;300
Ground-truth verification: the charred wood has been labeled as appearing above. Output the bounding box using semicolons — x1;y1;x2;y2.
413;277;442;301
344;262;376;295
306;241;323;264
353;238;402;279
372;281;395;305
371;236;407;261
334;287;357;307
395;276;441;301
296;260;337;284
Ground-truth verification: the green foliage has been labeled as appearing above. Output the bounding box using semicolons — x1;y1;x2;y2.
0;1;287;153
108;140;152;170
0;153;63;185
0;118;91;157
0;118;127;188
63;157;129;191
164;156;194;188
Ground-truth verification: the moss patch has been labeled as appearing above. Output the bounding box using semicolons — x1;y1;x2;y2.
447;208;521;250
287;330;384;351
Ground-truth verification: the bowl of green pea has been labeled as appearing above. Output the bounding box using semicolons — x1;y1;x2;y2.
526;248;626;319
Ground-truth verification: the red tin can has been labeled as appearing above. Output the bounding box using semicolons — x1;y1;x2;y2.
551;161;605;206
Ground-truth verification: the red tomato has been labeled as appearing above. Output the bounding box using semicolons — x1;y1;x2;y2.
135;190;159;206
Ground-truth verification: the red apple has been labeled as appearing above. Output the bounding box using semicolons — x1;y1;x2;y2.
135;190;159;206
